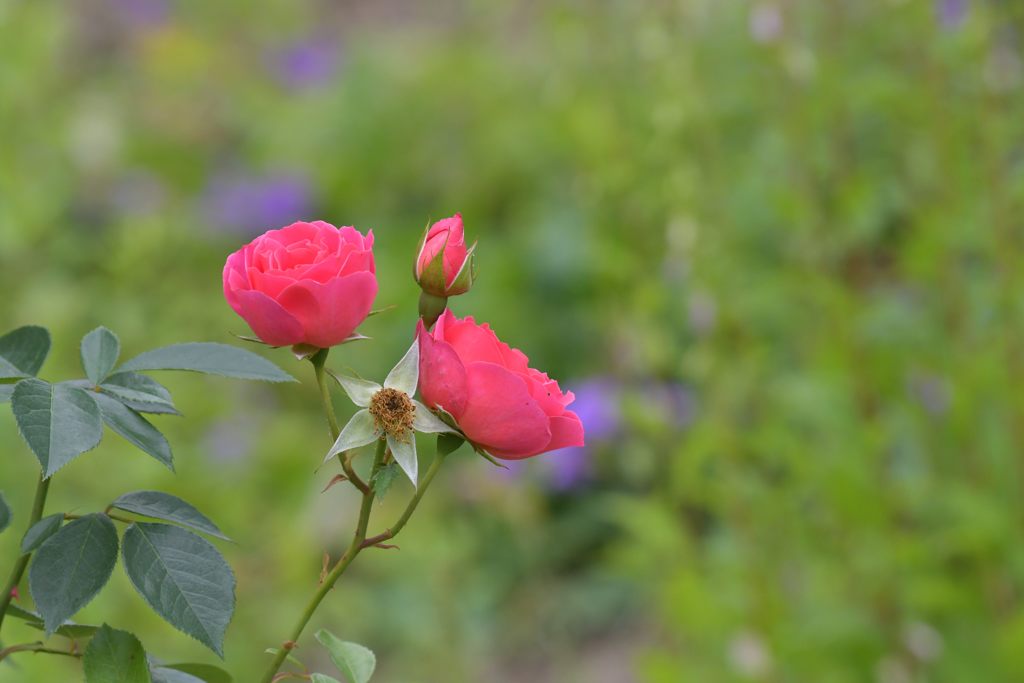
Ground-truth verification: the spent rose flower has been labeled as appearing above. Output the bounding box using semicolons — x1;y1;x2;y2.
325;340;457;486
416;310;584;459
223;221;377;349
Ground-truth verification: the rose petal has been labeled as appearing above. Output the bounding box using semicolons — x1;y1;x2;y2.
232;288;306;346
276;271;378;348
443;317;507;366
541;412;585;453
457;362;551;458
417;320;468;417
222;250;249;313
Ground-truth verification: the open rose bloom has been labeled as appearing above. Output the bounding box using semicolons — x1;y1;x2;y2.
223;221;377;348
417;310;584;459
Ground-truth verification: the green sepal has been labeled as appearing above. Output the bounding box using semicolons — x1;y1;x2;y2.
415;230;450;297
444;242;476;296
473;444;508;469
437;433;465;457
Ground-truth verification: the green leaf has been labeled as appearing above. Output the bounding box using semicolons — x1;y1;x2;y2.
0;492;9;534
370;463;399;500
84;625;151;683
111;491;229;541
0;326;51;378
81;327;121;385
315;630;376;683
5;603;42;622
119;343;296;382
122;523;235;657
5;603;101;640
160;664;232;683
28;619;101;640
0;384;13;403
93;392;174;471
312;675;342;683
150;667;205;683
29;513;119;635
20;513;63;553
101;372;179;415
12;378;104;477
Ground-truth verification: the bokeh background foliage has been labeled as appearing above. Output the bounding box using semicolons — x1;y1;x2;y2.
2;0;1023;681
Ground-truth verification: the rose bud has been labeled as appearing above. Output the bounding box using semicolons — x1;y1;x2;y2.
417;310;584;460
223;221;377;349
414;214;476;327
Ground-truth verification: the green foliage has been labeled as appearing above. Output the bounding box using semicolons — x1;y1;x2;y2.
3;2;1024;681
19;513;62;553
315;630;376;683
29;514;118;635
370;463;399;500
0;492;8;534
93;393;174;471
0;326;50;379
156;663;232;683
311;675;341;683
3;603;100;640
149;668;204;683
100;373;179;415
80;327;121;385
12;379;104;477
83;625;151;683
121;523;235;657
119;344;296;383
111;491;228;541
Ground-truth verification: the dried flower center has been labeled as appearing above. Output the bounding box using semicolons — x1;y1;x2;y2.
369;388;415;439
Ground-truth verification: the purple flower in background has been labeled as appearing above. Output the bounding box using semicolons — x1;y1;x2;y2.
543;379;622;491
274;38;341;90
109;0;170;28
936;0;969;30
749;4;783;44
908;372;951;417
204;171;314;236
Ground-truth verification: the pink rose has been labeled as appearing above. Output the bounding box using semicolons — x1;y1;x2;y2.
414;214;475;297
223;221;377;348
417;310;584;459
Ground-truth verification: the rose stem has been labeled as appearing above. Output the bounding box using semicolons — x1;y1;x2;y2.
0;472;52;632
258;441;448;683
310;348;369;494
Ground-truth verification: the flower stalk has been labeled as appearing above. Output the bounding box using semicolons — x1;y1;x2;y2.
0;471;51;632
259;348;453;683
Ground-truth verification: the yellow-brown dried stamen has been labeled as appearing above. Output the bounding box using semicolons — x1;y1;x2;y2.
369;388;415;440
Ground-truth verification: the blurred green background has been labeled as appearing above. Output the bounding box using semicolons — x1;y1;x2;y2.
2;0;1023;681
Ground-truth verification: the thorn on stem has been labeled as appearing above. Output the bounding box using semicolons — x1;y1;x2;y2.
282;640;298;650
321;474;349;493
319;553;330;584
